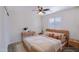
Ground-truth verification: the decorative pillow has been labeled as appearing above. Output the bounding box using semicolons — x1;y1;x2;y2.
44;31;54;36
49;33;54;37
44;31;66;40
53;32;66;40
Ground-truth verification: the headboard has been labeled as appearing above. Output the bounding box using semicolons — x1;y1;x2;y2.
46;29;69;40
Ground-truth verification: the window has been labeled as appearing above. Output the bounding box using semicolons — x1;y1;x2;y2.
48;16;62;28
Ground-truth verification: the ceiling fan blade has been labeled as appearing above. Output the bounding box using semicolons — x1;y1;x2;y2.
43;9;49;11
37;6;44;11
42;11;46;14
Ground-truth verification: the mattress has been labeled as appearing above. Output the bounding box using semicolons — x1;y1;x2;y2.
23;35;62;52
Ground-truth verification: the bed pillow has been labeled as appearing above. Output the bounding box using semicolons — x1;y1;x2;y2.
53;32;66;40
44;31;54;36
44;31;66;40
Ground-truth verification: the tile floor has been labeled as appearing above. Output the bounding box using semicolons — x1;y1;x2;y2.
8;41;79;52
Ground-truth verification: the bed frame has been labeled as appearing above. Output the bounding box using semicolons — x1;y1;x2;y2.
21;32;35;52
46;29;69;50
21;29;69;52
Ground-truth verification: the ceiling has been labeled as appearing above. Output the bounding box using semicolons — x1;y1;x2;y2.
6;6;75;16
37;6;75;15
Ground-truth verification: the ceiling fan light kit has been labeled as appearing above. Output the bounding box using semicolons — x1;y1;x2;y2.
38;12;44;15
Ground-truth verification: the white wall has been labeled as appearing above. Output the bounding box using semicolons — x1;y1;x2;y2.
0;7;8;51
42;7;79;40
7;6;42;44
0;6;42;51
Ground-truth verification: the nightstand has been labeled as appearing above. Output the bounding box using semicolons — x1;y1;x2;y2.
68;38;79;48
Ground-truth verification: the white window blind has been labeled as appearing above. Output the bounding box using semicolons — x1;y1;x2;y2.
48;16;62;28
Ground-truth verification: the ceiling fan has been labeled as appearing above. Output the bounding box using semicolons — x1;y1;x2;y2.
33;6;50;15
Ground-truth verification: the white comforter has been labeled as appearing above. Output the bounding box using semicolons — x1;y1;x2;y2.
23;35;62;52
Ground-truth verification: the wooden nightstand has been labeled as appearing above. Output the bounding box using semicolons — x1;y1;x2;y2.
68;38;79;48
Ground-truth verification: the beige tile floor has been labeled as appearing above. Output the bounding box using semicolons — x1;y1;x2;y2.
8;42;27;52
8;41;79;52
15;42;27;52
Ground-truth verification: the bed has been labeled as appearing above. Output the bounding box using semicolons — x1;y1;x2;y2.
21;29;69;52
46;29;69;49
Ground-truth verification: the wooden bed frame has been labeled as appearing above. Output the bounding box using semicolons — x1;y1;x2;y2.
21;29;69;52
21;32;40;52
46;29;69;50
